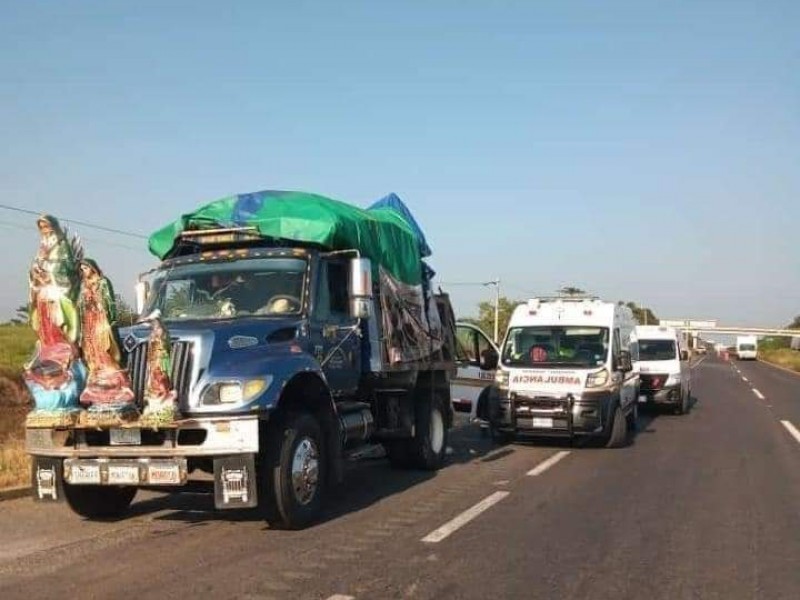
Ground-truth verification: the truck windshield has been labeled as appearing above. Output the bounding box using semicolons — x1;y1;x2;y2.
144;257;307;321
502;326;609;368
739;344;756;351
638;339;676;361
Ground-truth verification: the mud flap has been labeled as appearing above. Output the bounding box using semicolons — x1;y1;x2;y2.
213;454;258;510
31;457;64;503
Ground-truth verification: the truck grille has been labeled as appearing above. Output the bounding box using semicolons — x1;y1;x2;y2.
127;341;195;408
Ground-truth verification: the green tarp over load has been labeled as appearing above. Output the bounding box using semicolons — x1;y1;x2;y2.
148;190;443;365
148;190;426;286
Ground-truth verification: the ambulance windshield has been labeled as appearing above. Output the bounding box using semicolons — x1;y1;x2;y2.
502;326;609;368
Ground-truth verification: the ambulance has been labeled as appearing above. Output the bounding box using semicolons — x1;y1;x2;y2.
630;325;691;414
489;297;638;447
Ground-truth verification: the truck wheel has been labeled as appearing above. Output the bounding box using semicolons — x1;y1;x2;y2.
605;404;628;449
626;402;639;432
260;412;326;530
387;392;448;470
63;484;136;519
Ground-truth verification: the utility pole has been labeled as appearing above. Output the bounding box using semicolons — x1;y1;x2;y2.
484;279;501;344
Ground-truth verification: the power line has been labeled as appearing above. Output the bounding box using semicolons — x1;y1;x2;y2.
0;203;148;239
0;219;144;252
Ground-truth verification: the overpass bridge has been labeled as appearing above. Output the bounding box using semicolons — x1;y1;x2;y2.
659;319;800;341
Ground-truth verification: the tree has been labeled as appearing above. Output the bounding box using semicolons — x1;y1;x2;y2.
115;295;138;327
558;286;586;297
787;315;800;330
11;304;29;325
468;296;521;343
622;301;659;326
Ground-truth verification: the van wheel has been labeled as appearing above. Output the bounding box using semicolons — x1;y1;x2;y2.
259;412;326;530
387;392;448;470
676;390;689;415
64;484;136;519
605;404;628;448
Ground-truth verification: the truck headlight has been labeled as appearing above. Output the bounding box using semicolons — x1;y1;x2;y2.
585;368;609;388
665;374;682;386
202;378;271;405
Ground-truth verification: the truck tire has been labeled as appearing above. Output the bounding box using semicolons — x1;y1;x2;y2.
605;404;628;449
63;484;136;519
386;392;448;470
260;412;326;530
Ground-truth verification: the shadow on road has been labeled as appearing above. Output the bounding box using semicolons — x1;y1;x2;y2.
123;421;500;529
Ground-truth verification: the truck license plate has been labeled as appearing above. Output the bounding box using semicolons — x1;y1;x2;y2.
638;395;648;403
71;464;101;484
532;417;553;428
108;465;140;485
110;428;141;446
148;464;180;485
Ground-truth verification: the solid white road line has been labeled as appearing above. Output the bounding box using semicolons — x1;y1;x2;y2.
753;389;765;400
781;421;800;445
527;451;571;477
326;595;355;600
421;491;510;543
691;356;707;369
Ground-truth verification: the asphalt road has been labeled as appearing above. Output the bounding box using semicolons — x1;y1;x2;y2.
1;355;799;599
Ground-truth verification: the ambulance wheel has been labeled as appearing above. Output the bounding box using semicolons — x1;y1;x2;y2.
626;403;639;432
605;404;628;448
64;484;137;519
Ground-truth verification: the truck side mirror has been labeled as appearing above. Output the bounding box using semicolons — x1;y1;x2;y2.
349;257;373;319
680;350;689;361
618;350;632;372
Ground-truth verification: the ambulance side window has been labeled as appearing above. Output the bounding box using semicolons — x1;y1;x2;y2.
612;329;622;368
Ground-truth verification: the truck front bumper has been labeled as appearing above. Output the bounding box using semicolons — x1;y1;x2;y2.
28;416;261;510
26;415;260;459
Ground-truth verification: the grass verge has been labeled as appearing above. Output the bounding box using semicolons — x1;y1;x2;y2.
759;349;800;374
0;324;36;490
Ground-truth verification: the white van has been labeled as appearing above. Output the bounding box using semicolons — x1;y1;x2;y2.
451;322;499;423
736;335;758;360
489;298;638;447
631;325;691;415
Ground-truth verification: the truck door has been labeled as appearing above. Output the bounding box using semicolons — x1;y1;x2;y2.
314;258;361;396
452;324;499;421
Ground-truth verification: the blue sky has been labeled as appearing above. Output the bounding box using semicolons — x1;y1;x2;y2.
1;1;798;327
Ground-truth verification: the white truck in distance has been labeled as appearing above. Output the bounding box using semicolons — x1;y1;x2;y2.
489;297;638;447
631;325;691;415
736;335;758;360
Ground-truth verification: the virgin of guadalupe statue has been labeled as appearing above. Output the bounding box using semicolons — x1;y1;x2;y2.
24;215;86;414
78;259;136;411
142;317;179;423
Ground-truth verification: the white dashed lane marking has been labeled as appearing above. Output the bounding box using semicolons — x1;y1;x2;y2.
781;421;800;445
527;451;571;477
421;491;510;543
753;389;765;400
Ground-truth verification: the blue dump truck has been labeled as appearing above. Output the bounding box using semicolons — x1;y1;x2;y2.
27;191;457;529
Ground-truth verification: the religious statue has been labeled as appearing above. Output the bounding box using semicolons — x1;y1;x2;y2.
141;317;179;424
24;215;86;422
78;258;137;416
